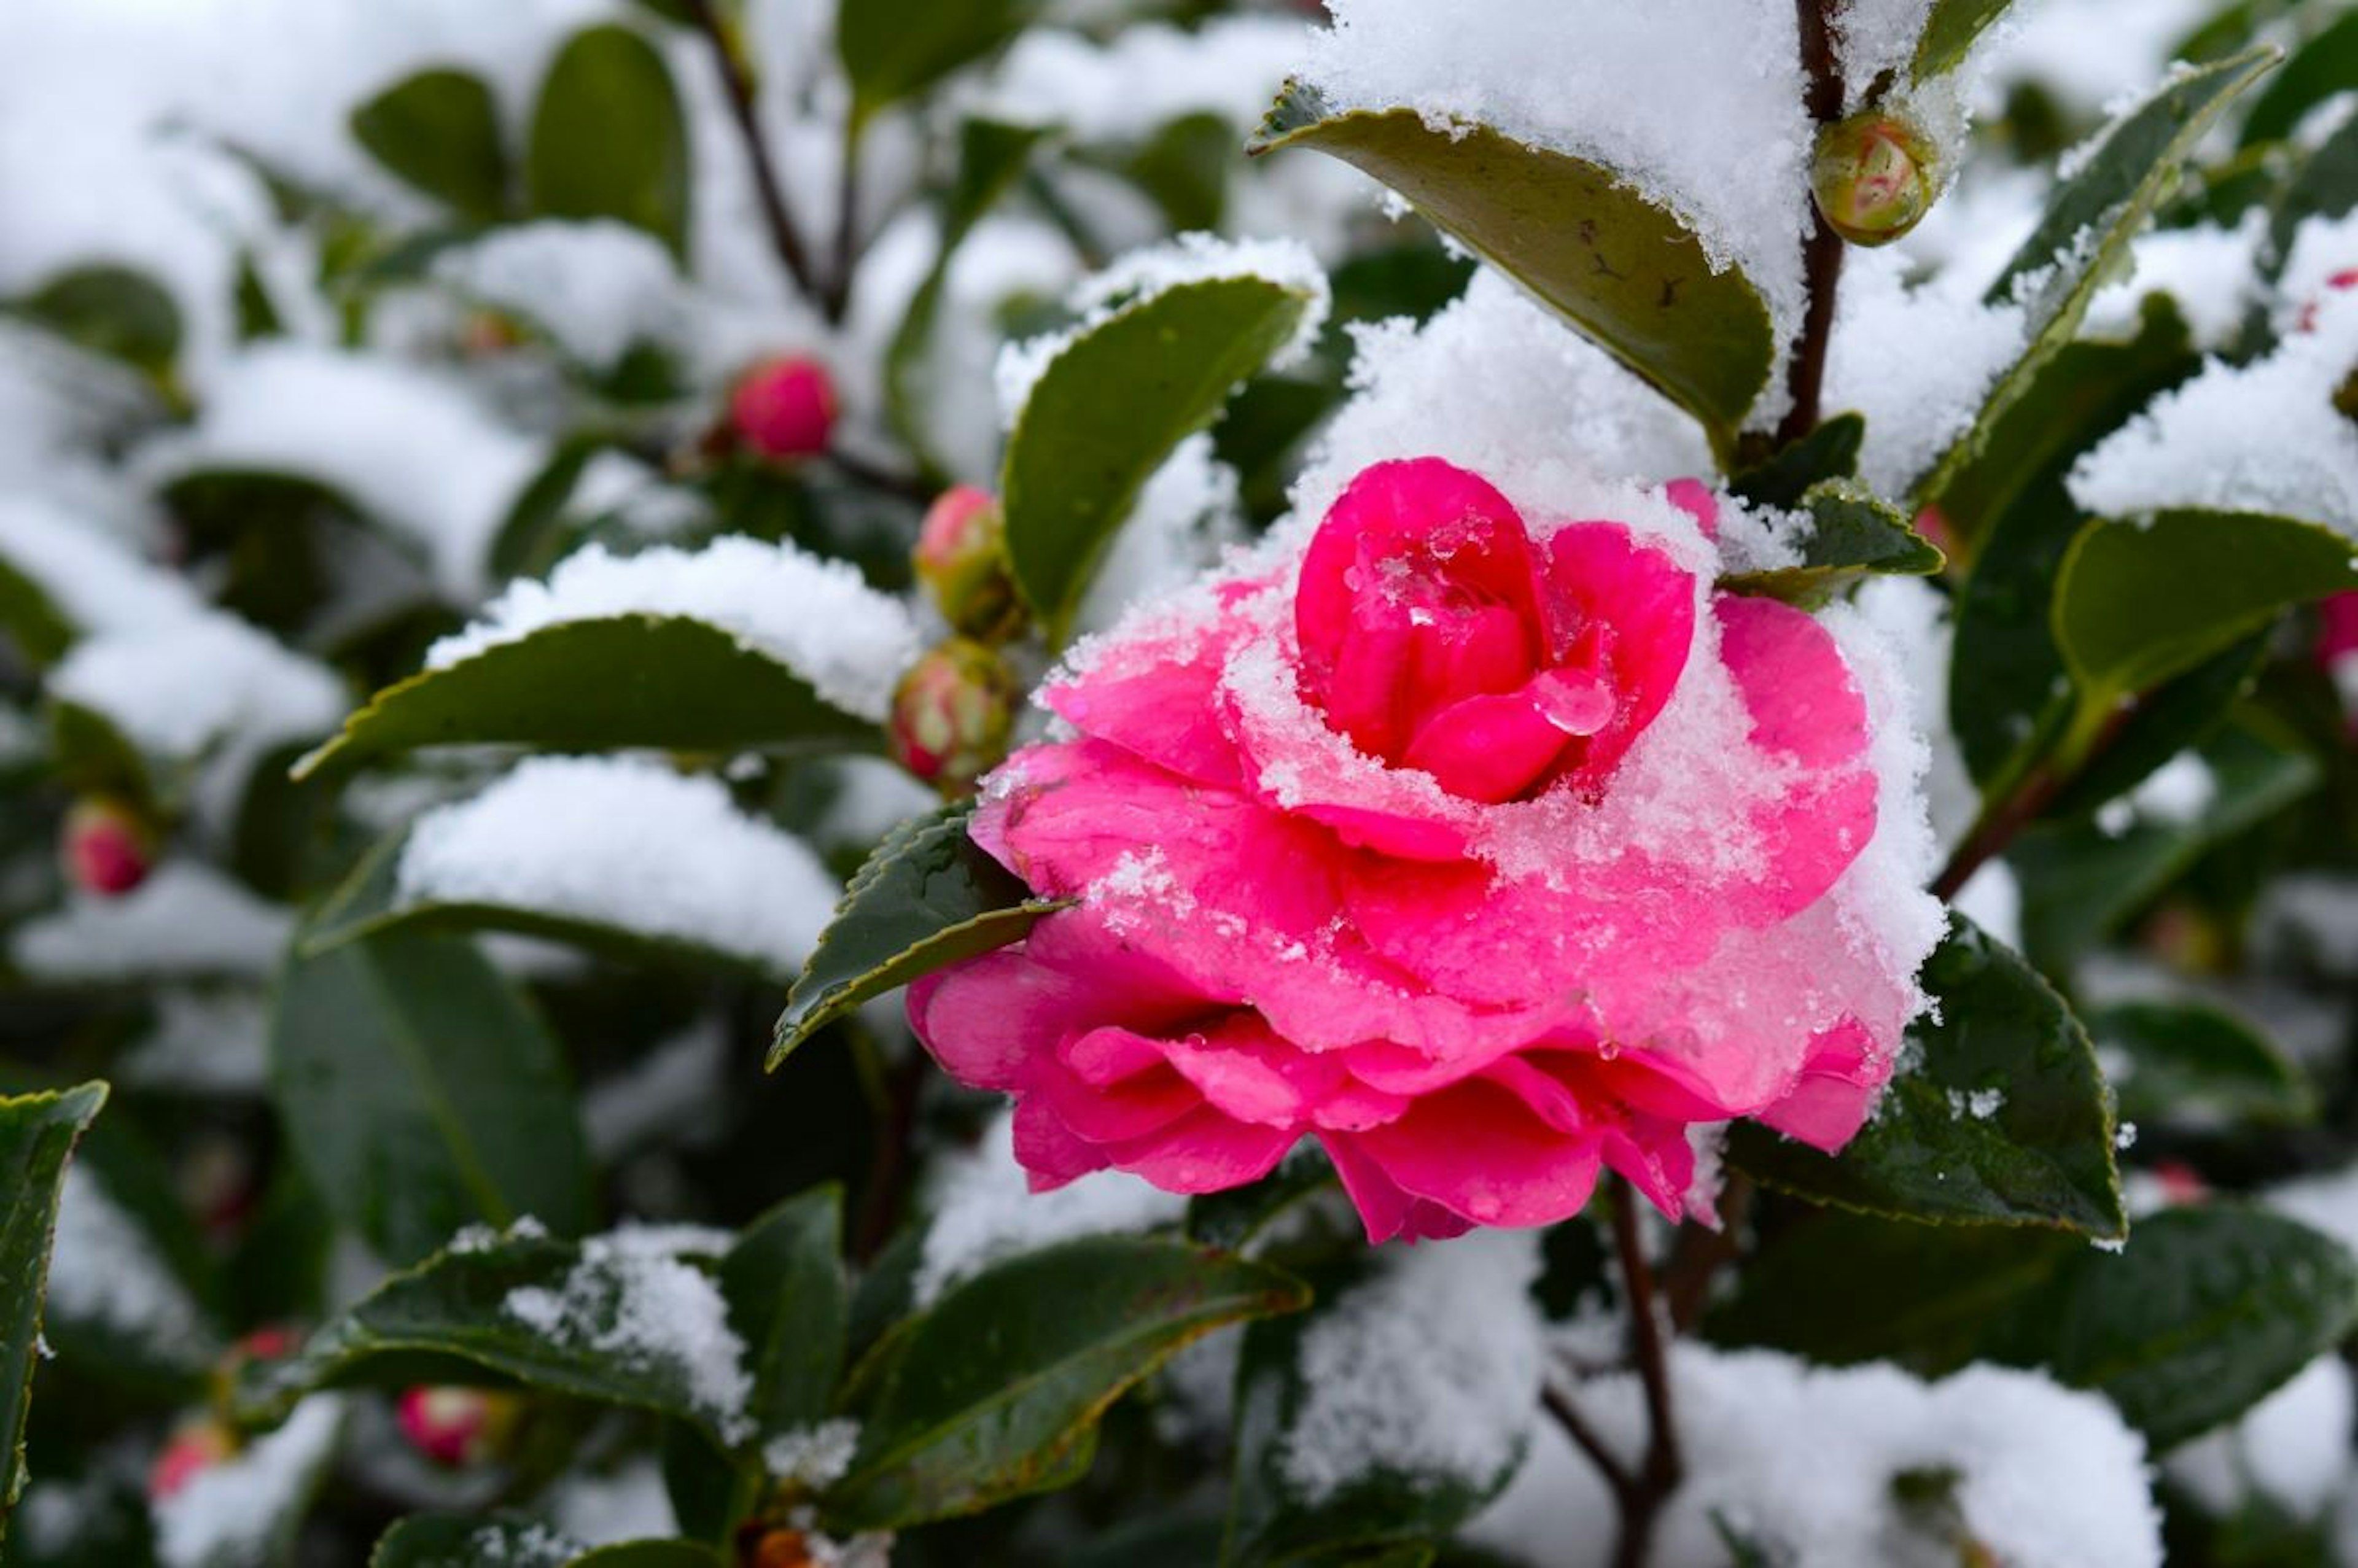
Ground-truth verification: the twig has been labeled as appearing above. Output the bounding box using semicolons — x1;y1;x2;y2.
1931;704;2134;902
1778;0;1848;447
822;127;862;324
1541;1372;1635;1497
1561;1180;1683;1568
686;0;822;305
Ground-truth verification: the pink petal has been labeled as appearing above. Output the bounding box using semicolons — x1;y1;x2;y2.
1340;1077;1608;1230
1401;688;1571;803
1753;1019;1890;1151
1542;523;1698;786
1322;1134;1477;1244
1014;1096;1113;1190
1665;478;1719;540
1102;1106;1296;1194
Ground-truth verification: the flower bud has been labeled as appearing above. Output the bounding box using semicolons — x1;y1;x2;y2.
397;1386;521;1469
914;486;1025;642
149;1419;236;1502
742;1528;817;1568
729;355;838;462
61;795;154;897
1811;111;1937;247
889;639;1018;794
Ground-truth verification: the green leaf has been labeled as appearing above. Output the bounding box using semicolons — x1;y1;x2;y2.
1727;917;2126;1238
238;1231;744;1443
771;801;1062;1069
837;0;1043;130
372;1515;577;1567
886;118;1049;478
1707;1211;2074;1372
572;1545;728;1567
0;553;77;667
303;823;792;984
2087;1001;2313;1129
527;25;692;257
350;69;511;222
1002;273;1317;645
489;438;614;583
7;265;182;381
1983;1206;2358;1450
0;1083;107;1536
293;615;877;783
1223;1262;1516;1567
1913;0;2020;82
1917;47;2278;504
723;1186;848;1440
2241;10;2358;148
1730;413;1864;510
1720;481;1943;605
268;933;593;1266
1250;84;1774;464
2055;510;2358;720
822;1236;1307;1530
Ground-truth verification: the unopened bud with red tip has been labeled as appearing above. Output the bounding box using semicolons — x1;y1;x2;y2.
730;355;838;462
1811;110;1937;247
61;795;154;897
889;639;1018;794
914;486;1025;642
397;1386;523;1469
149;1418;236;1502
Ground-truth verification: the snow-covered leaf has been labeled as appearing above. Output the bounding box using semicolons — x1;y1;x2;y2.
1250;82;1775;465
0;1083;107;1533
1729;917;2126;1238
350;68;510;223
4;265;181;382
269;933;593;1266
822;1236;1306;1530
527;25;691;258
1720;481;1942;605
770;802;1061;1069
1983;1206;2358;1451
369;1513;582;1566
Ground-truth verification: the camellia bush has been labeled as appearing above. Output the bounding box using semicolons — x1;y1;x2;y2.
17;0;2358;1562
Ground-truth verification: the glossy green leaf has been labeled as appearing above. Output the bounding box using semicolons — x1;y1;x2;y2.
1730;413;1864;510
1002;273;1317;645
2241;10;2358;148
1913;0;2020;81
1224;1262;1514;1567
269;932;592;1266
527;25;692;257
886;118;1049;477
1917;47;2278;504
1706;1211;2072;1373
351;69;510;221
2055;510;2358;717
371;1515;576;1567
8;265;182;380
1727;917;2126;1238
2087;1000;2313;1129
837;0;1043;130
771;801;1062;1068
572;1545;727;1567
823;1236;1307;1530
1251;85;1773;462
723;1186;847;1440
1720;481;1943;605
1984;1207;2358;1450
239;1230;743;1442
294;615;877;783
0;1083;107;1537
303;823;791;984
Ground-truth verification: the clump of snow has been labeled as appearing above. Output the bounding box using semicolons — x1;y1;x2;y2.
2070;290;2358;533
2169;1353;2354;1523
45;1166;216;1364
2096;751;2217;837
1474;1347;2161;1567
1826;247;2029;497
503;1230;753;1446
1296;0;1815;371
974;17;1310;143
543;1459;679;1550
141;343;546;599
1279;1231;1544;1504
2086;217;2263;351
0;497;198;636
430;220;687;373
50;615;345;763
1979;0;2219;118
763;1419;863;1488
997;231;1331;416
118;990;271;1095
12;864;292;980
395;756;842;974
1832;0;1937;98
425;537;920;722
914;1111;1188;1306
154;1397;345;1568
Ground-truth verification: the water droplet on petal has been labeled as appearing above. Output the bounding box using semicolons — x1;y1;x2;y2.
1532;669;1616;736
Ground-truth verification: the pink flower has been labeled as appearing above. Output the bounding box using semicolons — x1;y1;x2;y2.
729;355;838;460
397;1386;518;1469
61;796;153;896
910;457;1925;1241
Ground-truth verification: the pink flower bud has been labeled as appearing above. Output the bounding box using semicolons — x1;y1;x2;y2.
889;640;1018;794
61;796;154;897
230;1325;300;1365
914;486;1025;642
730;355;838;462
397;1386;519;1469
1811;111;1936;247
149;1419;236;1502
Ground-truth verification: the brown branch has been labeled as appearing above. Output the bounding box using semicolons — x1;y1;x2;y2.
1610;1180;1683;1568
822;128;861;325
686;0;822;305
1777;0;1848;447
